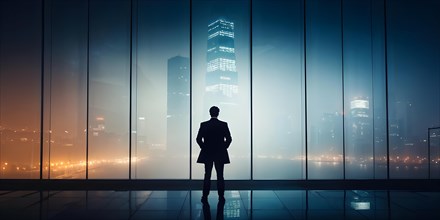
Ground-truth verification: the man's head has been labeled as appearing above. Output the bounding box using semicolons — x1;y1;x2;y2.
209;106;220;118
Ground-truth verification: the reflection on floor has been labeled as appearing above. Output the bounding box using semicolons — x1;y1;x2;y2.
0;190;439;219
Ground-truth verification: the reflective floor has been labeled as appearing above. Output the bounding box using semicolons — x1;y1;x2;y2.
1;190;439;219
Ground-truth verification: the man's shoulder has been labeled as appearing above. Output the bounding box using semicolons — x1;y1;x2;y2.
202;118;228;125
216;119;228;127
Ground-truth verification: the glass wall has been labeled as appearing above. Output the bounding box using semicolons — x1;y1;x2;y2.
252;0;305;180
0;0;439;180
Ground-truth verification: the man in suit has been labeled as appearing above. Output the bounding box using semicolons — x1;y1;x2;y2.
196;106;232;203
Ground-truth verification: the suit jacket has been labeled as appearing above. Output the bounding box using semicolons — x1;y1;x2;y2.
196;118;232;164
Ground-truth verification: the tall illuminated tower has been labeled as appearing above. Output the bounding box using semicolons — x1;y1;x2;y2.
349;97;372;160
205;18;238;109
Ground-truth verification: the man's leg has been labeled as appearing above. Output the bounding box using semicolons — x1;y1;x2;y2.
203;161;214;200
214;162;225;198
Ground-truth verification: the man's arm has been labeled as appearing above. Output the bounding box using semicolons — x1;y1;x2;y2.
224;123;232;148
196;123;205;149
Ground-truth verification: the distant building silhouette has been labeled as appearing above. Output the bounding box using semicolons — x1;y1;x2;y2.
320;112;341;150
390;100;415;156
167;56;190;151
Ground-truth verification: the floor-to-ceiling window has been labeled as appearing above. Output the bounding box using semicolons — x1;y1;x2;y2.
343;0;387;179
252;0;305;180
43;0;88;179
306;0;344;179
88;0;131;179
191;0;251;180
387;0;440;179
132;0;190;179
0;0;42;179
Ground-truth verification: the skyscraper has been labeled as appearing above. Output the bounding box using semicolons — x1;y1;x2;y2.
167;56;190;117
349;97;372;160
167;56;190;151
205;18;238;109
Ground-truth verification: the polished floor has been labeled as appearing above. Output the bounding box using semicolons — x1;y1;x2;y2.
1;190;439;219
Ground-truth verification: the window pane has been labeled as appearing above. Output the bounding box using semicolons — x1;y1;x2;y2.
133;0;189;179
88;0;130;179
0;0;41;179
371;0;388;179
48;0;87;179
252;0;305;180
343;0;376;179
306;0;343;179
388;0;440;179
192;0;251;180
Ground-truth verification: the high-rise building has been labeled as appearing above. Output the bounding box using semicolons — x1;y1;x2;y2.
349;97;372;160
318;112;342;150
205;18;238;109
167;56;190;117
167;56;190;151
389;100;415;156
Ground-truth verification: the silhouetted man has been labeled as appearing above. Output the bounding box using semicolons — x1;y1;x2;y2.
197;106;232;203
